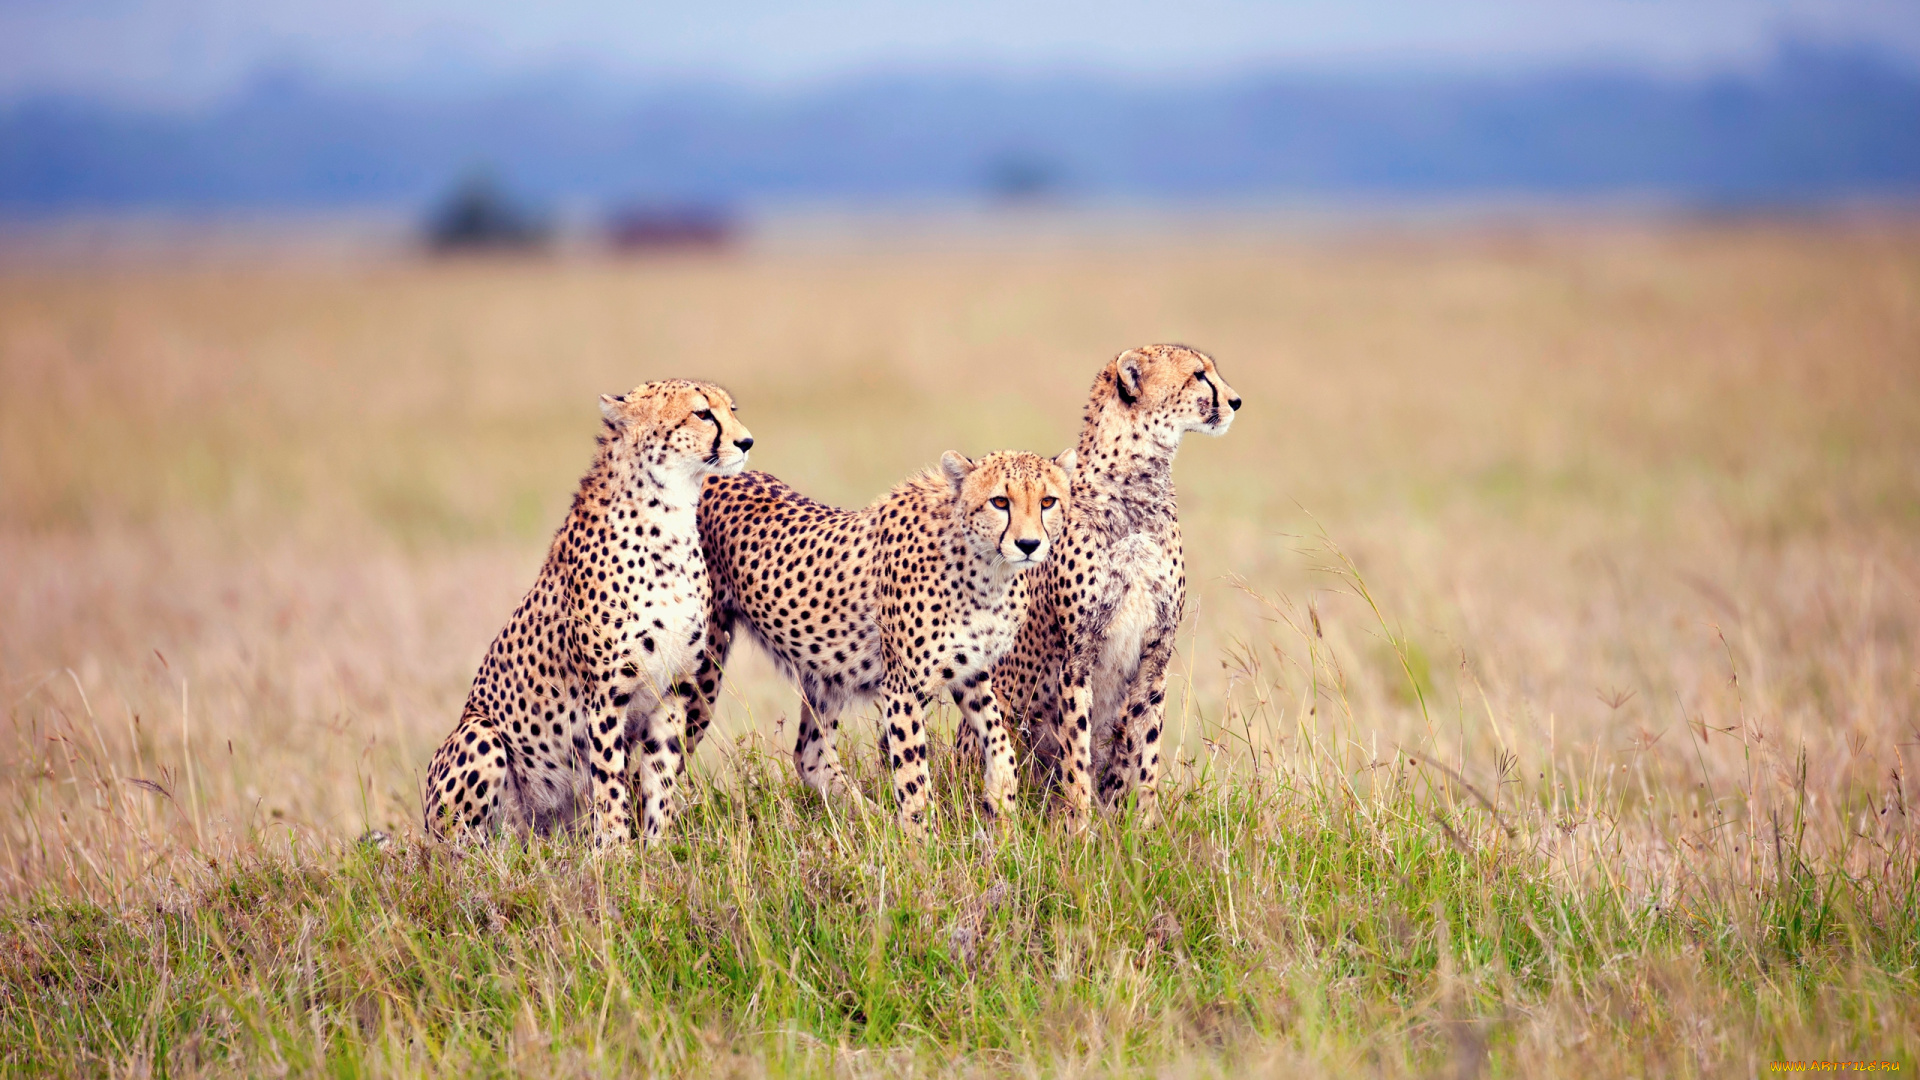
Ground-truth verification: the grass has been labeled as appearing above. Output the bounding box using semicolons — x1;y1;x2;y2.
3;219;1920;1075
6;721;1917;1076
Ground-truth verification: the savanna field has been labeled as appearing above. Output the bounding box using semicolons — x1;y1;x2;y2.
2;221;1918;1076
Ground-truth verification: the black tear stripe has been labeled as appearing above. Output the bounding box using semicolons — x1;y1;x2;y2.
995;503;1013;553
1206;375;1221;421
706;414;723;464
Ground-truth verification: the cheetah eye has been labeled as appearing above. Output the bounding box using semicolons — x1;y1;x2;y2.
990;496;1010;510
694;409;715;422
1040;496;1057;509
1193;370;1207;382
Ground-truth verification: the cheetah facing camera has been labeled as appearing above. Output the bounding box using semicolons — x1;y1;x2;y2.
423;380;754;846
970;344;1240;824
689;449;1075;835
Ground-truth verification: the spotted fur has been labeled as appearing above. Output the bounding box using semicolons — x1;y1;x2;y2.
423;380;754;846
969;344;1241;824
688;449;1074;835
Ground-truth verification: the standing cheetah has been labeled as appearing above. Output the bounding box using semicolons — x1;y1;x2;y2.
975;344;1241;824
424;380;754;846
686;449;1074;835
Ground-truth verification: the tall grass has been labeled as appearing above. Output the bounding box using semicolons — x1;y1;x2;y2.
3;222;1919;1074
6;554;1915;1075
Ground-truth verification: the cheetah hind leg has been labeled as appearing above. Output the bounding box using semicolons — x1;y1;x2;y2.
1049;651;1100;833
792;695;872;814
423;710;508;844
946;688;986;811
877;674;934;839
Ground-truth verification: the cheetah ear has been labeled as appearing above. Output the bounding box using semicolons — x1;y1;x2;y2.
598;394;627;424
1114;350;1146;406
1052;448;1077;481
940;450;976;493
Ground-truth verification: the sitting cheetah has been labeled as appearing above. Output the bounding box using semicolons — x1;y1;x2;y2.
686;449;1074;834
423;380;754;846
974;344;1241;823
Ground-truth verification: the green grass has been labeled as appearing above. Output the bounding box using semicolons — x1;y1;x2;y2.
6;230;1920;1076
5;737;1916;1078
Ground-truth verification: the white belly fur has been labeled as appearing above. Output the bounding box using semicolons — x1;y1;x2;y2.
1090;533;1172;775
615;585;706;729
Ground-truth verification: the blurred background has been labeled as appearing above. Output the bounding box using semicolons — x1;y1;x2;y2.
2;0;1918;246
2;1;1919;874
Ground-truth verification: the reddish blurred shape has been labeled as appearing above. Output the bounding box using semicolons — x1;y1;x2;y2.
605;205;736;253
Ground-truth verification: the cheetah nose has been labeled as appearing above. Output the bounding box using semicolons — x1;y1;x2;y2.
1015;538;1041;556
1228;396;1242;411
733;436;754;452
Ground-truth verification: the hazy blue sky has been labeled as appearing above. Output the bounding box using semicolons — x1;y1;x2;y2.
4;0;1918;104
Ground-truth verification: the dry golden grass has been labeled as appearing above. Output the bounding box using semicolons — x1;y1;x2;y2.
2;220;1918;1074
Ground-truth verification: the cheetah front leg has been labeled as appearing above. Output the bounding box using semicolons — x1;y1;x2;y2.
880;673;934;838
586;688;635;847
950;675;1017;822
1096;627;1176;822
956;662;1036;772
630;691;687;844
1056;651;1097;831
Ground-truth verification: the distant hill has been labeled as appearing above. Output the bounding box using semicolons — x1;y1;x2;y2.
2;42;1916;214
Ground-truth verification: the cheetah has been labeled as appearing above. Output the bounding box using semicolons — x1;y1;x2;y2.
423;380;754;846
970;344;1241;824
685;449;1075;835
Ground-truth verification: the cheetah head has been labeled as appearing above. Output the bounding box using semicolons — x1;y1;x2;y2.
598;379;754;489
940;448;1076;570
1102;343;1242;445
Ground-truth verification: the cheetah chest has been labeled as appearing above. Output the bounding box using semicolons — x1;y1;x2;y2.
1099;532;1176;681
602;529;708;704
632;580;705;677
949;596;1021;674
